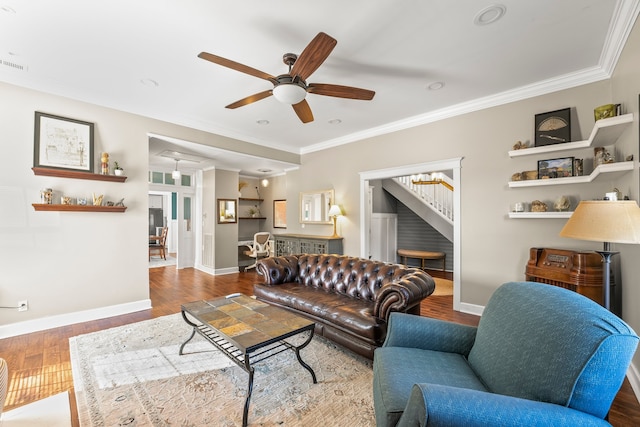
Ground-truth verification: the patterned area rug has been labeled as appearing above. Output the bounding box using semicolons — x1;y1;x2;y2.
70;313;375;426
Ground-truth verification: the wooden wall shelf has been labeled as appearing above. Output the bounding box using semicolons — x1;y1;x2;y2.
32;203;127;213
32;167;127;182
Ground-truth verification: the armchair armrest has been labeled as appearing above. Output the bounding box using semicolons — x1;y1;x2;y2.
255;255;299;285
374;272;435;321
398;383;610;427
383;312;477;356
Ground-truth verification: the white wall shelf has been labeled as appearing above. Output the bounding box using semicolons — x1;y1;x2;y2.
508;113;633;158
508;161;633;188
508;211;573;219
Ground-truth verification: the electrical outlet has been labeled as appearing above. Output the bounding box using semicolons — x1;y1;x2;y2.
18;300;28;312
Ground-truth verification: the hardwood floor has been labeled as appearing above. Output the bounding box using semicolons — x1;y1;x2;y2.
1;266;639;426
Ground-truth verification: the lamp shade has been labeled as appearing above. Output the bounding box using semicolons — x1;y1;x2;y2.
559;200;640;244
272;83;307;105
328;205;342;217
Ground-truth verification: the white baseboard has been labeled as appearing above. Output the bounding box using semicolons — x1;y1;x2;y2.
627;362;640;402
0;299;151;339
459;301;484;317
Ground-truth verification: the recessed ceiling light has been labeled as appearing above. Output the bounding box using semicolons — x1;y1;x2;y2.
256;119;270;125
427;81;445;91
474;4;506;26
140;78;159;87
328;119;342;125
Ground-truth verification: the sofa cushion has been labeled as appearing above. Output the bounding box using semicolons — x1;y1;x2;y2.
253;282;386;344
467;281;638;419
373;346;487;426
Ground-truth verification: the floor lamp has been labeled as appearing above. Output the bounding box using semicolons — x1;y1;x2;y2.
559;200;640;311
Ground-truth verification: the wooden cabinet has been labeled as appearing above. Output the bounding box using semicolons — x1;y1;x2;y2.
274;234;343;256
508;113;633;219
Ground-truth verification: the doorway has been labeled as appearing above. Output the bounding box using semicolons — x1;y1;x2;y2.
359;157;462;310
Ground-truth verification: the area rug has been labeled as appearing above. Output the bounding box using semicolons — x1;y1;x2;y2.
70;313;375;426
149;255;176;269
433;277;453;296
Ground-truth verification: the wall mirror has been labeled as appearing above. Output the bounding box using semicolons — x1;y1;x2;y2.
217;199;237;224
300;189;334;224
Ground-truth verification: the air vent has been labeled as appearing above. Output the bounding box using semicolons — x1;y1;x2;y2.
1;58;28;72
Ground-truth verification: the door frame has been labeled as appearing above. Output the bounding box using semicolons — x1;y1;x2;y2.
359;157;462;310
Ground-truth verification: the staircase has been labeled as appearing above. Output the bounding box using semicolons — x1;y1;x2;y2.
382;174;454;242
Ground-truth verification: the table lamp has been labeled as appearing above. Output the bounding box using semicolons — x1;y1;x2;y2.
328;204;343;238
559;200;640;311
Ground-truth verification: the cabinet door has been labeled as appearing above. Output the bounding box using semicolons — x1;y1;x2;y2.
300;239;327;254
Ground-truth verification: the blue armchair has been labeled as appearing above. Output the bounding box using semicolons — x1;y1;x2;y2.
373;281;639;426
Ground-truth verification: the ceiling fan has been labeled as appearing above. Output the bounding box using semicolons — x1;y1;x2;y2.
198;32;375;124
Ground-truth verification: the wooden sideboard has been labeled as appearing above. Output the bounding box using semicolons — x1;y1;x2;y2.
274;234;343;256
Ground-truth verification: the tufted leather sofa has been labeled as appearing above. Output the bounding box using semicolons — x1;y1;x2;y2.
254;254;435;359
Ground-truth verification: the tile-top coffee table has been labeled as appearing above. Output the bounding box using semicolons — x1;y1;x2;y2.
179;294;317;426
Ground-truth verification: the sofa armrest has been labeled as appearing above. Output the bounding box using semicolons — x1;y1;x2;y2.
383;312;477;356
397;383;610;427
374;272;435;321
255;256;300;285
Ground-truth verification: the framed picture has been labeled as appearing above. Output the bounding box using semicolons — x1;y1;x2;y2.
34;112;94;172
534;108;571;147
218;199;237;223
273;199;287;228
538;157;574;179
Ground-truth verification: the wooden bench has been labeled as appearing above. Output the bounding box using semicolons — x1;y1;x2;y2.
398;249;446;271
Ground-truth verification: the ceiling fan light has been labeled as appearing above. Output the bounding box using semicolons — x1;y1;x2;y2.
272;83;306;105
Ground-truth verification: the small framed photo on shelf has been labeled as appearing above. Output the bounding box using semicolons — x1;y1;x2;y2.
534;108;571;147
538;157;574;179
34;112;94;172
218;199;237;224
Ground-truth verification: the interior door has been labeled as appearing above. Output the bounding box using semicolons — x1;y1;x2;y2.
177;192;195;268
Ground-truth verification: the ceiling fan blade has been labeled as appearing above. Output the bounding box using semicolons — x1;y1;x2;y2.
198;52;277;83
225;90;273;109
292;99;314;123
308;83;375;100
289;32;337;81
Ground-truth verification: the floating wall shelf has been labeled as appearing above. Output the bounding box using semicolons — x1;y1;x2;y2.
32;167;127;182
508;161;633;188
508;113;633;158
32;203;127;213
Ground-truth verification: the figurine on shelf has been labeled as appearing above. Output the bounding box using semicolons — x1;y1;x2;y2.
101;152;109;175
531;200;548;212
512;140;528;150
92;193;104;206
40;188;53;204
554;196;571;212
115;198;125;207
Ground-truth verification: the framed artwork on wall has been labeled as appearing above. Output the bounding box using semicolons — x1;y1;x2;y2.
534;108;571;147
34;111;94;172
218;199;237;223
538;157;574;179
273;199;287;228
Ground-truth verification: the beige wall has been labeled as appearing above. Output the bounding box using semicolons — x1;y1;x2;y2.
0;82;295;334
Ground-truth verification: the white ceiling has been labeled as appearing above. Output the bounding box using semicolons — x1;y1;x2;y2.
1;1;638;176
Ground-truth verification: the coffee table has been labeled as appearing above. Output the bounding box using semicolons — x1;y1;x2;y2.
179;294;317;426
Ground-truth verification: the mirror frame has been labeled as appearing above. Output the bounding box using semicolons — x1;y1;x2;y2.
299;189;334;224
217;199;237;224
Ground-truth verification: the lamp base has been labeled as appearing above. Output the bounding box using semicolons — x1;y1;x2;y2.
595;250;618;312
330;216;340;238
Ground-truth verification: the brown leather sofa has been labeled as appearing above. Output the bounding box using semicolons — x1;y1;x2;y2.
254;254;435;359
